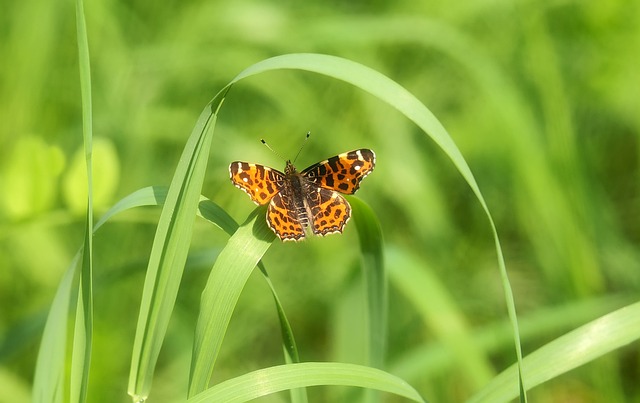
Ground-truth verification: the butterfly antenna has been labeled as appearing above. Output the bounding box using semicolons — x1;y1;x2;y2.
292;131;311;164
260;138;287;162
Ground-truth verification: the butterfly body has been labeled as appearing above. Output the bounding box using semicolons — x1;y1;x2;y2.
230;149;375;241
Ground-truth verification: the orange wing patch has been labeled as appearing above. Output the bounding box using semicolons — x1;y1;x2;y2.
229;162;283;205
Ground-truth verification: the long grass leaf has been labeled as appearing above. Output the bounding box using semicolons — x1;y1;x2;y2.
186;362;425;403
188;208;275;396
127;98;222;401
69;0;94;400
467;301;640;403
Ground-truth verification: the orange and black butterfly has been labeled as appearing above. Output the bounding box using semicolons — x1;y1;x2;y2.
230;148;375;241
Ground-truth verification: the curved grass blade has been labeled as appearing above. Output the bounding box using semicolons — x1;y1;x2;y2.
127;97;223;401
186;362;425;403
188;208;275;397
219;53;524;398
467;300;640;403
94;186;168;231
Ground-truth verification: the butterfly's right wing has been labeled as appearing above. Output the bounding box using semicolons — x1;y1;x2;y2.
229;162;284;205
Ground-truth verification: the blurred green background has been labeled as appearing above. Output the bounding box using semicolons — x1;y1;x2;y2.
1;0;639;401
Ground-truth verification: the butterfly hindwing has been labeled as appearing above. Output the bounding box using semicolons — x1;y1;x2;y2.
267;192;305;241
304;185;352;236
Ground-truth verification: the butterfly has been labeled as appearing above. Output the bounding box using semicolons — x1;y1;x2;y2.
229;148;376;241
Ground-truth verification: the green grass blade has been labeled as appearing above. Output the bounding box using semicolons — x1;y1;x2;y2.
71;215;93;403
186;362;425;403
69;0;94;400
188;208;275;396
32;253;80;403
95;186;168;231
255;264;308;403
196;198;239;236
127;98;222;401
350;197;386;370
467;300;640;403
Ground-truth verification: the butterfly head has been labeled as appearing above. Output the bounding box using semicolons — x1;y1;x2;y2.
284;160;298;175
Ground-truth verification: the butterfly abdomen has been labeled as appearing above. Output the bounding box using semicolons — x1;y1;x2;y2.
286;170;311;230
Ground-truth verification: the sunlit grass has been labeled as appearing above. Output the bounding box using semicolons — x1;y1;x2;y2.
2;0;640;402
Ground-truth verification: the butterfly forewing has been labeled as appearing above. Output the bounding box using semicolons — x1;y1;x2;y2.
301;149;376;195
229;162;284;205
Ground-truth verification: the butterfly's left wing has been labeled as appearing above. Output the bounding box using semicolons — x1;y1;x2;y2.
229;161;284;205
301;149;376;195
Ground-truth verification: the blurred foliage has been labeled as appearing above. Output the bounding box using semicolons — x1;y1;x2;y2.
1;0;639;402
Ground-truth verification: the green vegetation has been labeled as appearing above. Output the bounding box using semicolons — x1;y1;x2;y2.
1;0;639;402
